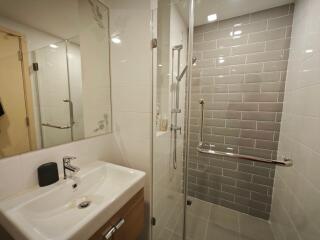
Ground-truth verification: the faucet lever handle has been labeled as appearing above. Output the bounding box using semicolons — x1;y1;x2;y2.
63;156;76;165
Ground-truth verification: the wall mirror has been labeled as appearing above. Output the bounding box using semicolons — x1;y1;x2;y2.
0;0;112;159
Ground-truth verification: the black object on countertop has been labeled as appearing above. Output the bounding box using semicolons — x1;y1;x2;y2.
0;101;4;117
37;162;59;187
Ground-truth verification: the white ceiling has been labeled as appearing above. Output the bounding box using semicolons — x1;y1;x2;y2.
179;0;295;26
0;0;80;39
0;0;295;38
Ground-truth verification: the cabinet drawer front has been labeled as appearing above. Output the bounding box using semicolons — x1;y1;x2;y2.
90;189;144;240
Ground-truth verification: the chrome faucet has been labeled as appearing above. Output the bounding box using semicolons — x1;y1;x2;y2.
63;156;80;179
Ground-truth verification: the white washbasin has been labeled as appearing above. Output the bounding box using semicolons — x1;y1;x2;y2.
0;161;145;240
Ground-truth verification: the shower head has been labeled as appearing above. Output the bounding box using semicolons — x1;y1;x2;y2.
176;57;197;82
173;44;183;50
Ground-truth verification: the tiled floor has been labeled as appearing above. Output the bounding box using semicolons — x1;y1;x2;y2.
155;197;275;240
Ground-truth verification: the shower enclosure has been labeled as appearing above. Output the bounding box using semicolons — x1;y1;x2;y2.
153;0;320;239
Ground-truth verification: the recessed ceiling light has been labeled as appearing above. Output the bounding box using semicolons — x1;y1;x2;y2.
207;14;218;22
49;44;58;49
305;49;313;53
111;36;121;44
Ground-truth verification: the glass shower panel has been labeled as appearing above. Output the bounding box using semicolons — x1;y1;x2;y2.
152;0;190;239
186;0;320;240
34;41;72;148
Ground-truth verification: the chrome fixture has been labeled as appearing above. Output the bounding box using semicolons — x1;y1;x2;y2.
197;99;293;167
176;57;197;82
63;99;75;126
170;46;197;170
199;99;204;143
171;44;184;170
63;156;80;179
173;44;183;50
104;218;125;239
42;123;71;129
197;143;293;166
78;200;91;209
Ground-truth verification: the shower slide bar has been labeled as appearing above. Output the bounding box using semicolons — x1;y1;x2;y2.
197;99;293;167
171;44;183;170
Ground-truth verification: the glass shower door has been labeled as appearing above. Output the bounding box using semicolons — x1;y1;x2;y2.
152;0;191;239
184;0;320;240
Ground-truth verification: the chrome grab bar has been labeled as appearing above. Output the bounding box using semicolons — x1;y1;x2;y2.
196;143;293;167
42;123;71;129
197;99;292;167
199;99;204;143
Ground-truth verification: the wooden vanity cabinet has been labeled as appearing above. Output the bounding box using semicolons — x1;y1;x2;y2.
90;189;144;240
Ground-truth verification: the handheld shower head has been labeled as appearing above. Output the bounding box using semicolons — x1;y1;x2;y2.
192;57;197;64
173;44;183;50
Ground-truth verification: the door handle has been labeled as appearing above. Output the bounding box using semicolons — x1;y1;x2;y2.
103;218;124;239
104;226;116;239
115;218;125;230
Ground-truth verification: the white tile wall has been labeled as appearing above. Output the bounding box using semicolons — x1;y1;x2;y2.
108;0;153;238
79;0;112;137
109;0;152;198
270;0;320;239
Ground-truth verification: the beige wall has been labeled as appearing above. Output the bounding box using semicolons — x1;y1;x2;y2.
270;0;320;239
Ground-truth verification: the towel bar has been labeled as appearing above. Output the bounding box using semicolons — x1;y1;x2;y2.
42;123;71;130
196;99;292;167
197;143;293;167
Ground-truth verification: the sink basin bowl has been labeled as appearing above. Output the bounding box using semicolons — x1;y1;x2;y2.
0;161;145;240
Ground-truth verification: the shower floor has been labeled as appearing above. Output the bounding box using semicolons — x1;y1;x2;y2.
157;197;275;240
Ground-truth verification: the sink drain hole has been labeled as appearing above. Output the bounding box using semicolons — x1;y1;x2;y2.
78;200;91;209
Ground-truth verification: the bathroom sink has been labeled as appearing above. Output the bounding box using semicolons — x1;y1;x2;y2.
0;161;145;240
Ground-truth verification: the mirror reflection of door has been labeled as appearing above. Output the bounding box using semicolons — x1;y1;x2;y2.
0;29;34;158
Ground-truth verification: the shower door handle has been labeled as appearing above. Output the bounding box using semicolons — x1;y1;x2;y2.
63;99;75;126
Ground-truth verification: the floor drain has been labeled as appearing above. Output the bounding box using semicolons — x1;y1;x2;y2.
78;200;91;209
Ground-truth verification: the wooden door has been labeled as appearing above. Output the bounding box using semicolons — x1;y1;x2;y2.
0;30;30;158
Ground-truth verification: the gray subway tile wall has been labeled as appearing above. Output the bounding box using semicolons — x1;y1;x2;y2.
188;4;294;220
